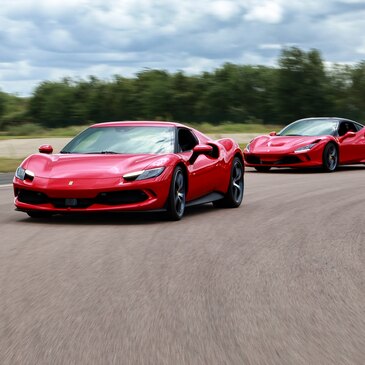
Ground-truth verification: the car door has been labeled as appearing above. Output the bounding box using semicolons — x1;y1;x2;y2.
176;128;219;200
338;121;365;163
353;124;365;160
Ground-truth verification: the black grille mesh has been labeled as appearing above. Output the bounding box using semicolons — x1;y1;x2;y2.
17;189;148;208
245;155;302;165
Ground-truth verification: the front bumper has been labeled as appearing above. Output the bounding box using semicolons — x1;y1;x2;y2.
244;149;322;168
13;169;172;214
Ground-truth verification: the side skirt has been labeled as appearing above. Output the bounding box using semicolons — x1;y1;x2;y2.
186;192;224;207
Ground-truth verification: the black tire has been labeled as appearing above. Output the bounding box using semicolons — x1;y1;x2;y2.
166;166;186;220
254;166;271;172
213;157;244;208
322;143;338;172
27;211;52;219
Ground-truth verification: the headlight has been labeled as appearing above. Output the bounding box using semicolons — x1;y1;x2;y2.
15;167;26;180
15;167;35;181
123;167;165;181
245;142;251;152
295;143;317;153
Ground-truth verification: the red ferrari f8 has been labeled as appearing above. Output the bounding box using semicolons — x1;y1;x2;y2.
244;117;365;172
13;121;244;220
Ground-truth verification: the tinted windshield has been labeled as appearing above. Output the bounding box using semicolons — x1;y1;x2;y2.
61;126;175;154
278;119;338;137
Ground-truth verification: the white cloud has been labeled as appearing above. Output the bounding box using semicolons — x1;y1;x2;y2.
47;29;78;51
338;0;365;3
0;0;365;95
259;44;282;50
182;57;219;74
209;1;240;21
356;45;365;55
239;51;277;66
244;1;284;24
0;61;33;80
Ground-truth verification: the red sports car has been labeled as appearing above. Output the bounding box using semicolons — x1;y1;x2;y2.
244;117;365;172
13;121;244;220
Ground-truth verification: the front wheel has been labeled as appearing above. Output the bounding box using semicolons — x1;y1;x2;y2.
213;157;244;208
166;166;186;220
322;143;338;172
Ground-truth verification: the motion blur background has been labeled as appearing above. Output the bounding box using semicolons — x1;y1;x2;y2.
1;0;365;135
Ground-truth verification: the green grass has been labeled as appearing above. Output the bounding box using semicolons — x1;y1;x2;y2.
187;122;282;134
0;124;87;139
0;158;23;173
0;122;282;140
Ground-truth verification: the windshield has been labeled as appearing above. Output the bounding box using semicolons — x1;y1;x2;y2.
61;126;175;154
278;119;338;137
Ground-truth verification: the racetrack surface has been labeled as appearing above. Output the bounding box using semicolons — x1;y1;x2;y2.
0;173;13;185
1;167;364;364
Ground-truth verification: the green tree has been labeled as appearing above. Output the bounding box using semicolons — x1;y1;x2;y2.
327;64;354;118
194;63;278;124
81;77;112;123
350;62;365;120
107;76;139;121
135;69;172;120
29;80;75;127
169;71;198;122
22;47;365;128
0;91;5;119
276;47;331;122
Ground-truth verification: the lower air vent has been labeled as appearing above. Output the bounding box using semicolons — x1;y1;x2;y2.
96;190;148;205
18;190;48;204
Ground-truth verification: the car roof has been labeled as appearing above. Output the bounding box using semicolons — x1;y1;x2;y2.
296;117;355;123
294;117;364;127
90;121;187;128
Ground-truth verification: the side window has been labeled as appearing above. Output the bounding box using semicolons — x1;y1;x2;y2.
338;121;357;136
354;122;364;132
178;128;198;152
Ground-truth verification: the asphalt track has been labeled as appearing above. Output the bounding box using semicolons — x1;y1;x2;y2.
0;173;13;185
0;167;364;364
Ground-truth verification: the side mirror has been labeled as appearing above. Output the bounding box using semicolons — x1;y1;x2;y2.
189;144;213;164
269;131;277;136
39;144;53;154
339;131;356;143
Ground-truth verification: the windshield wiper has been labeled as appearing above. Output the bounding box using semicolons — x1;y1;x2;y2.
85;151;120;154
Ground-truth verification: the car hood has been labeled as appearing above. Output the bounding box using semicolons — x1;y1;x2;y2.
24;153;174;179
249;135;325;153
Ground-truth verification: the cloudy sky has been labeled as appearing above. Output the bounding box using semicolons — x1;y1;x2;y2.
1;0;365;95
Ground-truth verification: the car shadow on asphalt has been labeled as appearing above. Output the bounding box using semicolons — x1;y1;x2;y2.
246;165;365;174
16;204;218;226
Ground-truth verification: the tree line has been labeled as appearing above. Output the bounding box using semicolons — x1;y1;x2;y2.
1;47;365;129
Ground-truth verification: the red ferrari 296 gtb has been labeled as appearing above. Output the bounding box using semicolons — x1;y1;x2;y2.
13;121;244;220
244;117;365;172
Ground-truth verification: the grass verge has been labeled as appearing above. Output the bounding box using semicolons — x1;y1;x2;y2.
0;122;282;140
187;122;281;134
0;124;87;139
0;158;23;173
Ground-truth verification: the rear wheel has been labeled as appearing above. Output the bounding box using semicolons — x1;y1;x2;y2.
322;143;338;172
166;166;186;220
213;157;244;208
254;166;271;172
